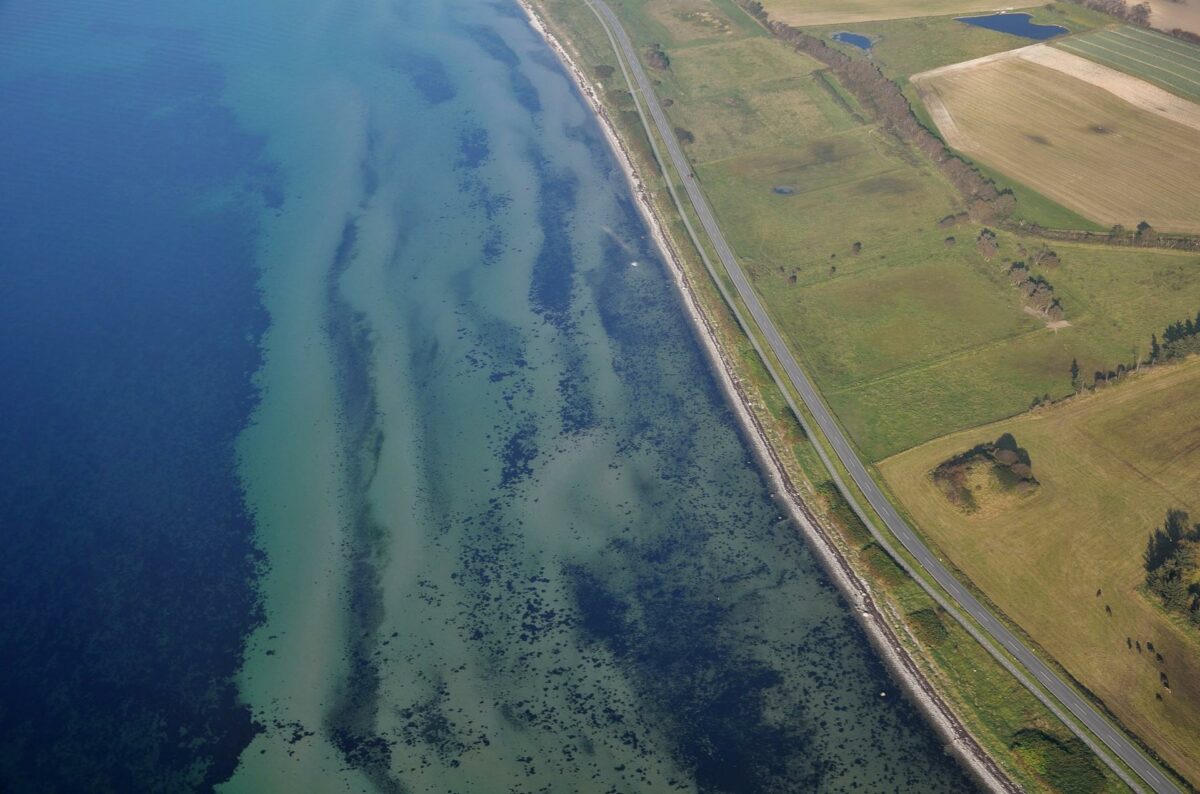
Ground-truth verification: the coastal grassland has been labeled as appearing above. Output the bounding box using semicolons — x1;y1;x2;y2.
1057;25;1200;103
878;358;1200;784
526;0;1150;786
915;55;1200;233
824;240;1200;459
758;0;1038;27
632;0;1200;463
637;0;766;43
699;118;1200;458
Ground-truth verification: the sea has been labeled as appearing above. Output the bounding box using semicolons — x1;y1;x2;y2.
0;0;976;790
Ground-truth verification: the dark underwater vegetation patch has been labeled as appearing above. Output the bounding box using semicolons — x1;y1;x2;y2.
392;50;457;105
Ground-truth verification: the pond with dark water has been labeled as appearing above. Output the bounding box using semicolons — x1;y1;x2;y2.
957;12;1068;39
833;31;874;50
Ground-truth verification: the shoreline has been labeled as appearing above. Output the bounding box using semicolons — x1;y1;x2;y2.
516;2;1014;790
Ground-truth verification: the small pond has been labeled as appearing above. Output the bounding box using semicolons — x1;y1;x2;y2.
832;31;873;50
957;12;1068;39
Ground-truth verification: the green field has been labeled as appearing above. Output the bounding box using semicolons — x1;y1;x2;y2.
880;359;1200;784
1057;25;1200;102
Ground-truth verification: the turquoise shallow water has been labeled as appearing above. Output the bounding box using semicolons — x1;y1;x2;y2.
0;0;975;790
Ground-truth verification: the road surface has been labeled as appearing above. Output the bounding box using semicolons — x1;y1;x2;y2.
582;1;1180;791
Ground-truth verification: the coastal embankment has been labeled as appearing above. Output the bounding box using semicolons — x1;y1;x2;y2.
516;2;1013;790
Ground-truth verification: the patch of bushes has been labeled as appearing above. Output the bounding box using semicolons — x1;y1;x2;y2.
1008;262;1064;320
1010;728;1108;793
908;607;949;647
644;42;670;70
860;543;908;589
932;433;1037;510
976;227;998;259
816;480;872;547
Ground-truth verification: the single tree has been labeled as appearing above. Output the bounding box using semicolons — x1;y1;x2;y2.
1070;357;1079;384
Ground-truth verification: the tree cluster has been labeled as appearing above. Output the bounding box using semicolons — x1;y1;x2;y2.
1144;509;1200;626
1068;0;1151;25
644;43;670;71
1025;223;1200;252
976;227;998;259
1008;262;1064;320
735;0;1014;221
1148;309;1200;362
934;432;1037;494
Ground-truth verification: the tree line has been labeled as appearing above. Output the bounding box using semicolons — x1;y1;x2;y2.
736;0;1015;222
1071;0;1151;26
1144;509;1200;626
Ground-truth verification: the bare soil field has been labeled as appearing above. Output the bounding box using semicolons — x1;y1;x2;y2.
880;357;1200;785
915;50;1200;232
759;0;1037;27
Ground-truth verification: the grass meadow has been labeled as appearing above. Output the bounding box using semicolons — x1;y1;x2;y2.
879;358;1200;783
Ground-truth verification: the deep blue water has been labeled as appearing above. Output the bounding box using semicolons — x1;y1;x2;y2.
833;31;873;50
0;5;274;791
957;12;1068;39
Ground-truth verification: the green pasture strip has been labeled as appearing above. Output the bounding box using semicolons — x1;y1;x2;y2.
1117;23;1200;62
1058;39;1200;101
1102;29;1200;74
1058;27;1200;101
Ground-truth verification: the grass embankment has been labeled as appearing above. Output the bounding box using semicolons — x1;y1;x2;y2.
529;0;1132;790
879;358;1200;783
916;53;1200;234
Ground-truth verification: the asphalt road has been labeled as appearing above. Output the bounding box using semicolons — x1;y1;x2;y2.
584;2;1180;791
